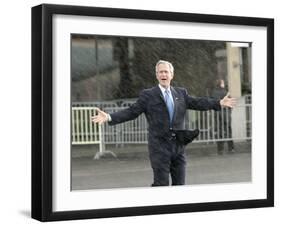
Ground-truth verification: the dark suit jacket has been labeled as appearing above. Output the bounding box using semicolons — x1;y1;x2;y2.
109;86;221;140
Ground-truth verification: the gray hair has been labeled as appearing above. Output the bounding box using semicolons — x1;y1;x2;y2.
155;60;174;74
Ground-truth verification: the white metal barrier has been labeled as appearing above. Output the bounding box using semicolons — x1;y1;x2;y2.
72;107;117;159
72;107;102;145
72;96;251;146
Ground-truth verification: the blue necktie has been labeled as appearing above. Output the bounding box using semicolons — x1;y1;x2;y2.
164;89;174;123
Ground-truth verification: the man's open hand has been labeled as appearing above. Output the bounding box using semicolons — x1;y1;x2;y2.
219;92;236;108
91;108;108;125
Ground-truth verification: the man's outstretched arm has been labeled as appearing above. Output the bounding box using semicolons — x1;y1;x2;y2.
185;89;236;111
91;90;148;126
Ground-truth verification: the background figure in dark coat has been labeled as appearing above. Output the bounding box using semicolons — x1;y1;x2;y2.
92;60;236;186
212;79;235;155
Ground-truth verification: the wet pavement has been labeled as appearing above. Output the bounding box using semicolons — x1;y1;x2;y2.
71;142;251;190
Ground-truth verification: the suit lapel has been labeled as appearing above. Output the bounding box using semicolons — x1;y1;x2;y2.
155;85;165;103
154;86;170;121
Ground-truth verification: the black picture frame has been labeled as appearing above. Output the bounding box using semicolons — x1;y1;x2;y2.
32;3;274;222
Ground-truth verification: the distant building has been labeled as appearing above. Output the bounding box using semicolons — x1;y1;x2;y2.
71;35;251;102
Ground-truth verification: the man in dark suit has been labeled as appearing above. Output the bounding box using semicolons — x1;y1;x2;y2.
92;60;236;186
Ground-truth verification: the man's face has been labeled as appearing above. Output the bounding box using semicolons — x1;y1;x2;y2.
156;63;174;88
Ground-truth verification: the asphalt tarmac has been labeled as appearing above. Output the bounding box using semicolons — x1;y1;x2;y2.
71;142;251;190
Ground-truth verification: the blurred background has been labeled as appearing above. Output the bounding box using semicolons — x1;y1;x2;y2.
71;34;251;101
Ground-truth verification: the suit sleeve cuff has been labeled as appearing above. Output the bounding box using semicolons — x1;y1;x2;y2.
107;113;112;122
216;99;222;110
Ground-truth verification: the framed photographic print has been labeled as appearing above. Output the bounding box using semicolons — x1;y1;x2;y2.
32;4;274;221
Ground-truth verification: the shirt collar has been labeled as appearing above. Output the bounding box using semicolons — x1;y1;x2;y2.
158;84;171;95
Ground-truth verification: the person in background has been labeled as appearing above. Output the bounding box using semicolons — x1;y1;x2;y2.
212;79;235;155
